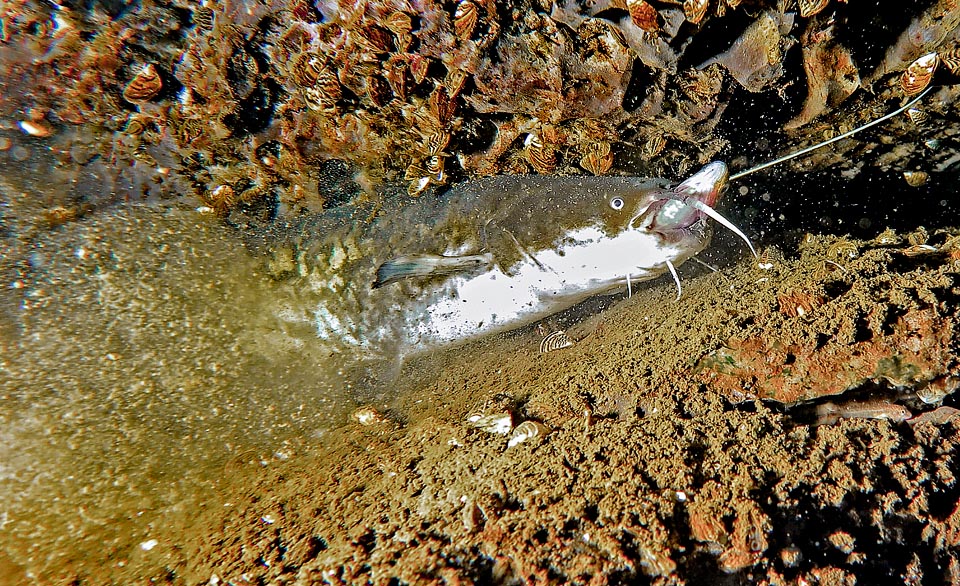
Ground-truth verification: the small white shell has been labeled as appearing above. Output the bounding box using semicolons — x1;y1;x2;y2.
351;406;387;425
467;412;513;434
507;421;550;448
873;228;900;246
540;330;573;353
18;120;52;137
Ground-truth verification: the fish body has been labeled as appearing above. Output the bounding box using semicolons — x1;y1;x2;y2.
815;400;913;425
276;163;733;357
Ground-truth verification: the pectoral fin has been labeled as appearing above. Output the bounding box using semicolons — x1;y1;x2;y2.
373;252;494;288
482;222;546;276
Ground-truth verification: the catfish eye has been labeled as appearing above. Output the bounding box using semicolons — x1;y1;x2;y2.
610;197;625;210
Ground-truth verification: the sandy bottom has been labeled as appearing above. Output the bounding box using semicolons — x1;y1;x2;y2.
179;229;959;585
2;201;958;584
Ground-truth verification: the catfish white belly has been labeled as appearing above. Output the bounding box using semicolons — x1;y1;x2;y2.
412;223;707;346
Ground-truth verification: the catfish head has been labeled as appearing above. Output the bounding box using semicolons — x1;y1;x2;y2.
639;162;756;256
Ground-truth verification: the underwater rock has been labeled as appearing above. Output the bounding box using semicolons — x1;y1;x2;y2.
612;13;683;73
784;21;860;130
701;9;795;93
696;233;960;405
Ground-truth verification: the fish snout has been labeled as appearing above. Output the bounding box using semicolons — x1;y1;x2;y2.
676;161;729;207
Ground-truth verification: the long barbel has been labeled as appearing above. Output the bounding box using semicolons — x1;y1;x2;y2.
729;88;932;182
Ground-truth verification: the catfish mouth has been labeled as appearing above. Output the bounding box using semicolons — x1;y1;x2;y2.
678;161;756;258
629;161;730;232
634;161;756;258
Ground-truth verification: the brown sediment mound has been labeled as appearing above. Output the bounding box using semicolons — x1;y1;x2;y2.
697;233;960;404
175;230;960;584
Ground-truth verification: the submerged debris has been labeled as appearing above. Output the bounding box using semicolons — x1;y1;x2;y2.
700;9;795;93
909;405;960;425
784;20;860;129
697;232;960;405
